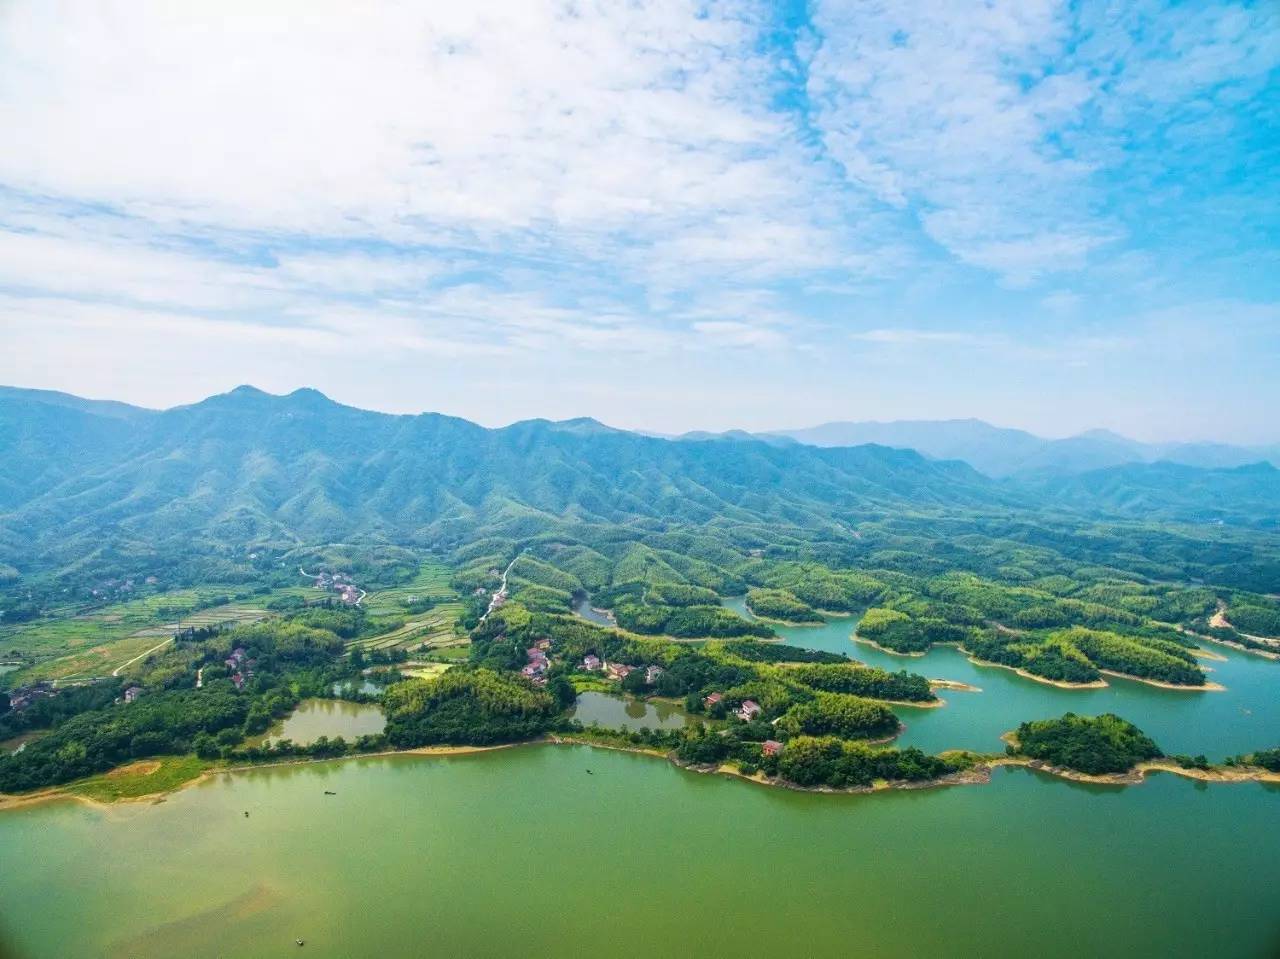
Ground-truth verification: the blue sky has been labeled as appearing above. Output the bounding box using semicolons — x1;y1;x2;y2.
1;1;1277;441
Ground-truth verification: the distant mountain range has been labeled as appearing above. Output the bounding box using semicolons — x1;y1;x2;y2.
674;418;1280;478
1;385;1277;578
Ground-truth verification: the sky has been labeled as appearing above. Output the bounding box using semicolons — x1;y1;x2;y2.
1;1;1277;443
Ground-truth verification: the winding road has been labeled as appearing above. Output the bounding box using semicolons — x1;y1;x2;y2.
479;555;520;624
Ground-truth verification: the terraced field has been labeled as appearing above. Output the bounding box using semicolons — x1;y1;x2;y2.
361;563;455;614
351;562;464;653
349;602;465;652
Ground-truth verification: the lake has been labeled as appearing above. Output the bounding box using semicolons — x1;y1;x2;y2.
249;698;385;747
0;745;1277;958
2;608;1278;957
722;596;1280;758
570;690;695;730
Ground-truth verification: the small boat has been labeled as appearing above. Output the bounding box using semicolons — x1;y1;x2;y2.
324;790;336;795
585;769;593;775
296;938;305;946
244;811;249;818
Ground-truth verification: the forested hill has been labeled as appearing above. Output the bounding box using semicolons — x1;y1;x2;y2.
1;385;1277;580
0;386;1007;567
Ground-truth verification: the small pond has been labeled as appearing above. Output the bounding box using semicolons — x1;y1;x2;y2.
570;691;695;731
251;698;386;747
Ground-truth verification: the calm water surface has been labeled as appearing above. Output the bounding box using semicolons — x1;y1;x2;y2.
570;691;694;730
0;746;1277;958
1;606;1277;957
723;596;1280;757
249;698;385;747
573;598;615;626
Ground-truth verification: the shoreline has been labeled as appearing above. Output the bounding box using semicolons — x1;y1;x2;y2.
882;695;946;709
928;678;981;693
1097;669;1224;692
7;732;1277;814
743;609;827;627
852;635;927;658
0;742;520;814
960;652;1109;689
1196;633;1280;661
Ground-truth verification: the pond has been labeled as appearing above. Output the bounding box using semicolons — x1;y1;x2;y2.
572;598;615;627
250;698;386;748
570;691;695;731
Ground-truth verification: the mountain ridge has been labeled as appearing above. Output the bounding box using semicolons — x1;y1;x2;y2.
1;385;1277;583
756;419;1280;477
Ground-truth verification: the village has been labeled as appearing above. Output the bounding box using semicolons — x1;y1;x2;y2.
302;568;364;606
517;642;784;758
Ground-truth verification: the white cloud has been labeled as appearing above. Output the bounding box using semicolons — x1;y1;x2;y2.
0;1;1275;438
0;1;836;268
803;0;1277;285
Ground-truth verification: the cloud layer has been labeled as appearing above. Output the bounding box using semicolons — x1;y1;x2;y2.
1;0;1277;439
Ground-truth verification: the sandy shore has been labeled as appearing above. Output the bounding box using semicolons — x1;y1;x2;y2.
882;696;946;709
1098;669;1224;692
929;679;981;692
994;755;1280;787
962;654;1108;689
747;613;828;627
852;635;926;657
1197;633;1280;661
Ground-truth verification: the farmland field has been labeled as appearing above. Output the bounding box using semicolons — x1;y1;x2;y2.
0;589;277;687
351;562;464;653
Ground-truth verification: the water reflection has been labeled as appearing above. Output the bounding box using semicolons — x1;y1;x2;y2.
570;691;694;731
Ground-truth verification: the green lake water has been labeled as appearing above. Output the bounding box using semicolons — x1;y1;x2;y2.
722;596;1280;758
1;746;1278;958
1;606;1278;957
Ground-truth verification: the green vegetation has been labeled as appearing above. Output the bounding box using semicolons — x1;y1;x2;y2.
67;755;207;802
1010;713;1163;775
783;662;934;702
383;669;562;746
774;737;960;789
773;692;900;740
612;602;773;639
717;641;848;664
856;607;929;652
5;388;1280;802
0;610;373;793
1228;748;1280;772
1225;600;1280;638
745;588;823;623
